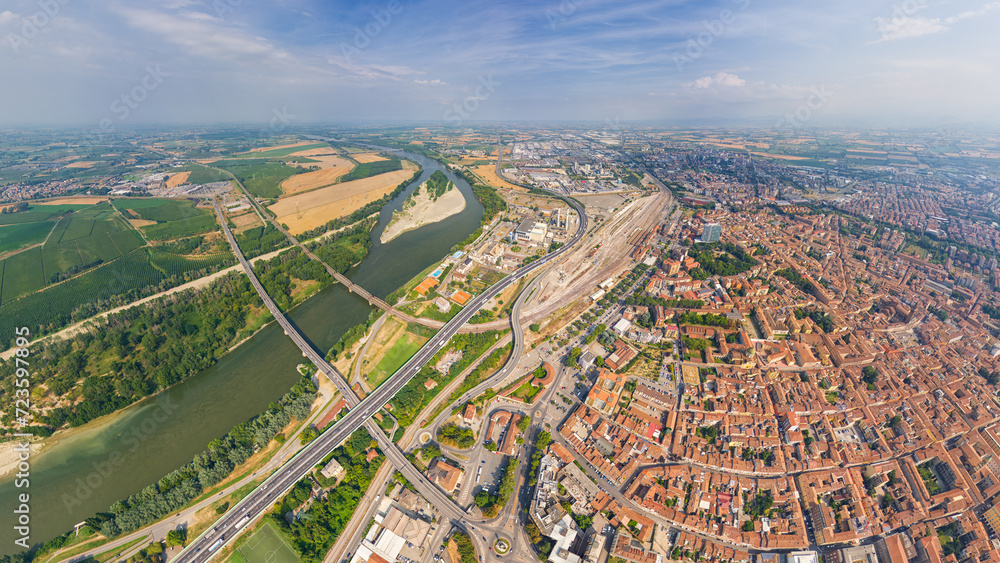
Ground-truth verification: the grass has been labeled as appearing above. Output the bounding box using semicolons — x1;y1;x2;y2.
511;380;542;403
0;220;53;254
225;551;251;563
368;331;427;388
238;521;299;563
93;535;149;562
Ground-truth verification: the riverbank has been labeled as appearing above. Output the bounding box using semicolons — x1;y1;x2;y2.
0;440;48;479
380;178;466;244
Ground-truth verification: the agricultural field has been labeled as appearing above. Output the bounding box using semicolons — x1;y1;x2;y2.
0;220;54;255
340;158;403;182
1;247;45;304
212;159;303;198
115;198;219;241
0;203;90;225
235;141;329;159
351;152;388;163
0;247;233;343
0;199;210;304
269;165;416;234
279;167;353;195
473;165;522;190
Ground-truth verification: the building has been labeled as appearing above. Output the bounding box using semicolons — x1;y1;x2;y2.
874;534;914;563
836;545;878;563
702;223;722;243
427;458;463;493
320;457;344;480
786;552;820;563
548;513;582;563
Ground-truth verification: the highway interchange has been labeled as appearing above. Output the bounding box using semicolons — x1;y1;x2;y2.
178;169;588;563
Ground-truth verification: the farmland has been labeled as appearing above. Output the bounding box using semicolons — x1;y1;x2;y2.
0;203;90;226
340;157;403;182
212;159;302;198
114;199;219;241
234;141;329;159
269;166;417;234
0;247;233;343
279;167;353;195
0;221;53;254
0;199;218;306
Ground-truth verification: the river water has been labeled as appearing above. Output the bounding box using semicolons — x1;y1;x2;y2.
0;150;482;554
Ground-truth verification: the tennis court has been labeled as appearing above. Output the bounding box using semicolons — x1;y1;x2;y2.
238;521;299;563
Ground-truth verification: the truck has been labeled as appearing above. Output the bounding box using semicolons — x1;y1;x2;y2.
208;539;224;553
236;514;251;530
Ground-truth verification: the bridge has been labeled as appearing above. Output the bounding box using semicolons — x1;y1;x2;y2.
225;169;510;334
179;190;587;563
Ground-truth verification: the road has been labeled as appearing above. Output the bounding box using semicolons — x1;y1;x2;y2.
177;186;587;563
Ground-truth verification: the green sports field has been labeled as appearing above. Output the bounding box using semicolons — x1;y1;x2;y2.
238;522;299;563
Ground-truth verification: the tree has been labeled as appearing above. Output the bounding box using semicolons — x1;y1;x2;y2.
529;323;541;332
166;529;187;547
861;366;878;386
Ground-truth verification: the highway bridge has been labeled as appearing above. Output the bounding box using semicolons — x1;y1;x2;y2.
180;188;586;563
223;167;511;334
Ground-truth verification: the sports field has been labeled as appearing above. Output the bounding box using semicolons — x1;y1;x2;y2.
237;522;299;563
269;166;415;234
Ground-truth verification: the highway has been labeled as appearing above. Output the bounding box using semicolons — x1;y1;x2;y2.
179;185;587;563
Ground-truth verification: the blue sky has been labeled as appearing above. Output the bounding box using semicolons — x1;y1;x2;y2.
1;0;998;127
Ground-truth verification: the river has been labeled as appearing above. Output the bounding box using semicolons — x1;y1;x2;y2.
0;149;483;554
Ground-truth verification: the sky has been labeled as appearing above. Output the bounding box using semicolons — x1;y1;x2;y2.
0;0;998;128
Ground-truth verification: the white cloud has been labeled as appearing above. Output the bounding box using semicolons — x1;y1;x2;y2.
874;16;947;41
874;2;1000;41
414;79;446;85
0;10;19;25
685;72;746;89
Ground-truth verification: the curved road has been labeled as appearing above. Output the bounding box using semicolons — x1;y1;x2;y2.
178;186;587;563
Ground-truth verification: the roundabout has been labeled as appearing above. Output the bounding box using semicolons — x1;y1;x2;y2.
493;539;510;555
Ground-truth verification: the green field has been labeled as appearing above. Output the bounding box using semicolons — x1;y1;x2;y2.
368;331;427;388
0;221;53;254
0;204;89;226
341;158;402;182
115;199;219;241
238;521;299;563
0;247;44;304
212;160;301;198
142;215;218;240
233;142;329;159
0;248;233;342
174;164;232;184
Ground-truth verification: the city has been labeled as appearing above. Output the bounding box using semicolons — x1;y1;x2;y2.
2;2;1000;563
